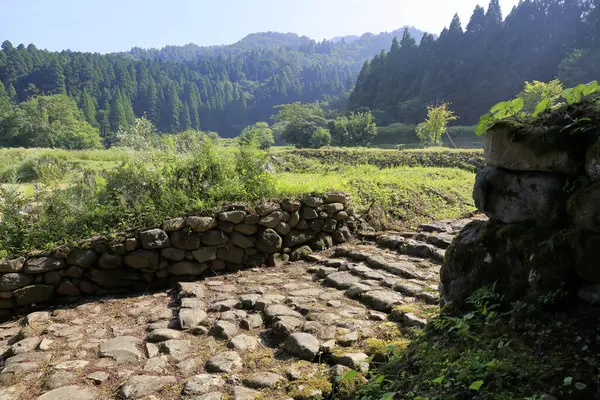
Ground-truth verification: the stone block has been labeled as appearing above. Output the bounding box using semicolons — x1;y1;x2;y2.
484;124;578;174
473;167;566;226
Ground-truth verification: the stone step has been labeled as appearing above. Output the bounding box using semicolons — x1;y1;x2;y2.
359;232;447;263
311;260;437;313
319;257;440;307
331;247;439;282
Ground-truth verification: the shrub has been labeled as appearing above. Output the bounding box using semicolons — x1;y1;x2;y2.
330;111;378;146
0;95;102;150
14;153;73;183
239;122;275;150
309;127;332;148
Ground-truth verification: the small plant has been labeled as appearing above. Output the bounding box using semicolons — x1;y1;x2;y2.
416;103;458;146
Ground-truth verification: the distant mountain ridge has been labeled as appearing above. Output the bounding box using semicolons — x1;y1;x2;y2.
124;27;432;62
0;25;434;138
330;26;435;44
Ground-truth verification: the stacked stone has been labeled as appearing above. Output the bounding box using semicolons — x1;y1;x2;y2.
0;192;362;316
441;124;600;310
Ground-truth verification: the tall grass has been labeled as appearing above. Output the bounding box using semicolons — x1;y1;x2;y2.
0;145;476;257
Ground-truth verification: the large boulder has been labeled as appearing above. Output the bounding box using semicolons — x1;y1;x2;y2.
440;220;575;311
192;247;217;263
255;201;281;216
169;231;201;250
283;230;315;248
0;257;25;273
473;167;566;227
216;245;244;264
256;229;282;254
201;230;229;246
13;285;54;305
568;182;600;232
0;273;33;291
66;250;97;268
484;125;579;174
24;257;65;274
186;216;217;232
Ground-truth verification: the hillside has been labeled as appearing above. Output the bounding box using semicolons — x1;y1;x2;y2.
349;0;600;126
125;28;431;63
0;27;430;139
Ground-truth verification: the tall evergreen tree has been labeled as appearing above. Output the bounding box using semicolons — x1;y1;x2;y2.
109;89;128;132
78;88;97;126
180;102;192;130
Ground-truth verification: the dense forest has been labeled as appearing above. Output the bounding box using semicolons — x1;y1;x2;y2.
349;0;600;125
0;28;427;139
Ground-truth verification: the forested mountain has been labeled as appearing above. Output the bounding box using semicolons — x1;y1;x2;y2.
126;29;430;64
349;0;600;126
330;26;433;47
0;28;432;139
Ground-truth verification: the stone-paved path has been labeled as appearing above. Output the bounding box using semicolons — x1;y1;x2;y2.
0;218;476;400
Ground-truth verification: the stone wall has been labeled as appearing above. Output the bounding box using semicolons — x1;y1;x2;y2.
0;193;363;317
441;123;600;310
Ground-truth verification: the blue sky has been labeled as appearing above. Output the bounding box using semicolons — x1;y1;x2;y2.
1;0;520;53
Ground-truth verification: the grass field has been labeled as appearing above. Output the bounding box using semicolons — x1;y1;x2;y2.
0;144;477;257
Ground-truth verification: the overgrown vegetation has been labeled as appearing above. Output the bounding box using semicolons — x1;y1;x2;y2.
347;287;599;400
273;147;485;173
0;144;475;258
475;80;600;136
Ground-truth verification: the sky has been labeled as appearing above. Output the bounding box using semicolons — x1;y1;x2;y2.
0;0;521;53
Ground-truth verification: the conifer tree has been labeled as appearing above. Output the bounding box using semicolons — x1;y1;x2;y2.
109;89;128;132
78;89;97;126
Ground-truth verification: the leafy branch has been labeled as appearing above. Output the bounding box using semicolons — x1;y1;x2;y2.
475;80;600;136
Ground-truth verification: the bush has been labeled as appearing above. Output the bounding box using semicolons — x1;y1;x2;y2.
0;138;279;256
309;127;332;148
0;95;102;150
238;122;275;150
14;153;73;183
330;111;378;146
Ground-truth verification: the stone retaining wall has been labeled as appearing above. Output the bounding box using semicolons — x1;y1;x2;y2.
0;193;363;317
441;123;600;310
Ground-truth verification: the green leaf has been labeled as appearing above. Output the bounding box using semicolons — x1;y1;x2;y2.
533;98;550;117
563;376;573;386
582;81;599;96
432;375;445;384
341;369;358;381
475;113;492;136
490;101;510;113
575;382;587;390
510;97;524;112
469;380;484;391
381;392;397;400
